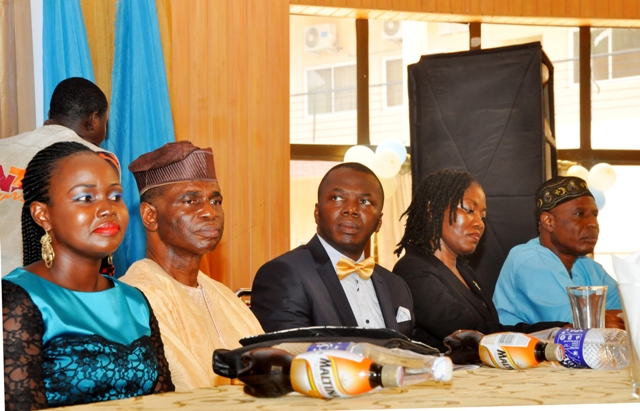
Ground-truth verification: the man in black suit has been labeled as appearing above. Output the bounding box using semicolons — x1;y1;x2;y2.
251;162;414;336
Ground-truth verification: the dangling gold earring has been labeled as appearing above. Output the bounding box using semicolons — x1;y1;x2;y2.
107;253;113;266
41;231;55;268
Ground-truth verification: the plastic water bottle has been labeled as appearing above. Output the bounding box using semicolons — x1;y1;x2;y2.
273;341;452;382
530;327;630;370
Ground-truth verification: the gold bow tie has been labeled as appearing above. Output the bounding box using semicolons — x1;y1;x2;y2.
336;256;375;281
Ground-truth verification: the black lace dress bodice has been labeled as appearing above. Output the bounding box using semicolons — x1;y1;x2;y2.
3;272;174;410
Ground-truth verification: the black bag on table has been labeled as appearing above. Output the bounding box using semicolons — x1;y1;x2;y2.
213;326;440;380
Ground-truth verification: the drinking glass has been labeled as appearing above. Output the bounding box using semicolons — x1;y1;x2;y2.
566;286;607;329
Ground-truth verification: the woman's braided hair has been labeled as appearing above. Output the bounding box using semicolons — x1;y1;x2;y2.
22;142;94;266
395;169;476;256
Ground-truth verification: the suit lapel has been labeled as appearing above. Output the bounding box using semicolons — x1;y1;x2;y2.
457;266;499;319
307;235;359;327
413;247;494;321
371;268;399;330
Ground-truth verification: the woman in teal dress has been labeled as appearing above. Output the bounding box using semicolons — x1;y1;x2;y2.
3;142;174;410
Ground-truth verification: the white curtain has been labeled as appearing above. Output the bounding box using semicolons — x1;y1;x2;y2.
0;0;35;139
373;167;412;271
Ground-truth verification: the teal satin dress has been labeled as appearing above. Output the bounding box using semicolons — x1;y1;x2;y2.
3;269;162;407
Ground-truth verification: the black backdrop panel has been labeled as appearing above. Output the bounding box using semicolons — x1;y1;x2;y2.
408;42;557;296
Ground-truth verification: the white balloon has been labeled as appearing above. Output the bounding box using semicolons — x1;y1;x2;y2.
371;149;402;179
566;165;589;182
379;175;398;198
344;145;375;169
589;163;616;191
376;139;407;164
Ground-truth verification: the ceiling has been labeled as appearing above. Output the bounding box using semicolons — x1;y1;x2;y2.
290;5;640;28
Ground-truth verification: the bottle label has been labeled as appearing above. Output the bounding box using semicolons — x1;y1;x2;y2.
484;333;531;347
306;342;351;352
478;332;538;370
290;350;374;398
553;328;589;369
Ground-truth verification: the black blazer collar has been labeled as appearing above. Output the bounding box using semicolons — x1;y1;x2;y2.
405;244;496;321
306;234;331;265
371;271;399;330
307;235;359;326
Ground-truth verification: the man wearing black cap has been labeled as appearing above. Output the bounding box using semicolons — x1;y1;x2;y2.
120;141;263;391
493;176;622;326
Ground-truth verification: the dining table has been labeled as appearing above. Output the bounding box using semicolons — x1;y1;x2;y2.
55;364;639;410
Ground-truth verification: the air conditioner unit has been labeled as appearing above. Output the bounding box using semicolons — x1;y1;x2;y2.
382;21;402;41
304;24;337;52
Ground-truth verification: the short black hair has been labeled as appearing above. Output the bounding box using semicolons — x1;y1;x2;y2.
140;185;167;206
48;77;108;125
21;142;95;266
317;162;384;201
395;169;476;256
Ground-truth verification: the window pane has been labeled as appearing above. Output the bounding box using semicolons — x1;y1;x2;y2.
572;31;580;84
593;166;640;276
307;68;332;115
291;15;357;144
591;28;610;81
334;64;357;112
612;29;640;79
369;20;432;146
385;59;403;107
591;28;640;149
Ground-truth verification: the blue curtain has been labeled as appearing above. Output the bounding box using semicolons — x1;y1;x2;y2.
104;0;175;276
42;0;94;117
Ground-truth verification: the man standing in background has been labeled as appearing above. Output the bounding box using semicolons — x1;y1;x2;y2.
0;77;118;275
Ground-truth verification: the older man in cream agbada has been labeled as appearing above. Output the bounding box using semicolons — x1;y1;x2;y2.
121;141;263;390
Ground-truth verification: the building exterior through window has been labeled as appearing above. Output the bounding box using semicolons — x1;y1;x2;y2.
289;14;640;273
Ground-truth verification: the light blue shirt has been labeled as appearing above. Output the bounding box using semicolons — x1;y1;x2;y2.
493;237;621;325
316;235;385;329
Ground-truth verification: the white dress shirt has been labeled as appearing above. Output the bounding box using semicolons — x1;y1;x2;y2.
317;235;385;329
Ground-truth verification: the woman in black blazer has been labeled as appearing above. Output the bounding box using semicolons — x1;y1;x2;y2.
392;169;566;352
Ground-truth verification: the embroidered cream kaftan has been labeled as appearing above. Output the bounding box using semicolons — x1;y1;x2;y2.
121;259;263;391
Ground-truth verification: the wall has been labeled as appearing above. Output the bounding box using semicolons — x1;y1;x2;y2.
167;0;290;291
